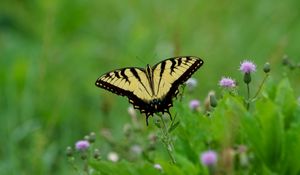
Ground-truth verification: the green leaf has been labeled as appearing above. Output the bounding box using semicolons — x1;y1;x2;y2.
168;121;180;133
210;94;247;146
255;98;284;171
90;160;158;175
275;78;298;128
280;123;300;175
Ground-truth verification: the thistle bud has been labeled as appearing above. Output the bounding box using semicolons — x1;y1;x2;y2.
66;146;73;157
288;63;296;70
263;62;270;73
80;151;88;160
89;132;96;143
282;55;289;66
210;93;218;107
84;135;90;141
243;73;251;84
93;149;101;160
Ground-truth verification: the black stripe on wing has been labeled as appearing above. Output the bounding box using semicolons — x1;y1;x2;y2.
153;56;204;102
129;68;152;97
166;56;203;99
95;67;154;116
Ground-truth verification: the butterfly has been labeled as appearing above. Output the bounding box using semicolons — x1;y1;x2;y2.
95;56;204;125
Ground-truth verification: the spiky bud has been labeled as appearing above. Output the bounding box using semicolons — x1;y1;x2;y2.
89;132;96;143
66;146;73;157
210;93;218;107
263;62;270;73
243;73;251;84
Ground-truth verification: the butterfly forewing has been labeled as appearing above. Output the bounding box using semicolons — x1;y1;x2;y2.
95;68;153;104
152;56;203;100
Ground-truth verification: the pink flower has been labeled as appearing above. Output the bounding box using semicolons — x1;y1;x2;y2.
75;140;90;151
219;77;235;88
200;150;218;166
189;99;200;111
239;60;256;73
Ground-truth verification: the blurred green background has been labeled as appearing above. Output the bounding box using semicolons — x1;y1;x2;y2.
1;0;299;174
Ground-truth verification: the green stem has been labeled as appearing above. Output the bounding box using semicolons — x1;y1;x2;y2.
158;114;176;164
251;73;269;101
179;85;186;101
68;158;81;175
246;83;250;110
83;159;89;175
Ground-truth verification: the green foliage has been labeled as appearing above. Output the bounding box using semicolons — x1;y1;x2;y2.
1;0;300;174
68;78;300;175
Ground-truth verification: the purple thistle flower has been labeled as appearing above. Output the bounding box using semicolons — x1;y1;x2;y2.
189;99;200;111
200;150;218;166
75;140;90;151
239;60;256;73
219;77;235;88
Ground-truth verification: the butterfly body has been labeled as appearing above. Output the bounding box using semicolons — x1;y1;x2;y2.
95;56;203;125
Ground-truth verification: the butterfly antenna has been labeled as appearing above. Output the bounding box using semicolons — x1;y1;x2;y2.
135;55;147;66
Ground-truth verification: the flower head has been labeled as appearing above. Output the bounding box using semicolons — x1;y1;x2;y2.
128;105;136;117
200;150;218;166
189;99;200;111
107;152;119;162
238;145;248;153
219;77;236;88
130;144;142;155
75;140;90;151
154;164;163;171
186;78;198;91
239;60;256;73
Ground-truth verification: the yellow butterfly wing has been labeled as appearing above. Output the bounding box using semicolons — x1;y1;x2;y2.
152;56;203;107
95;56;204;125
95;67;153;111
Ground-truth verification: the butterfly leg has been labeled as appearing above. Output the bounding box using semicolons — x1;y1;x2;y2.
146;115;150;126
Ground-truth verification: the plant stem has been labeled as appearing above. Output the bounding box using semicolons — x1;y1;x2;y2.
158;114;176;164
179;85;186;101
251;73;269;101
68;158;81;175
83;159;89;175
246;83;250;110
